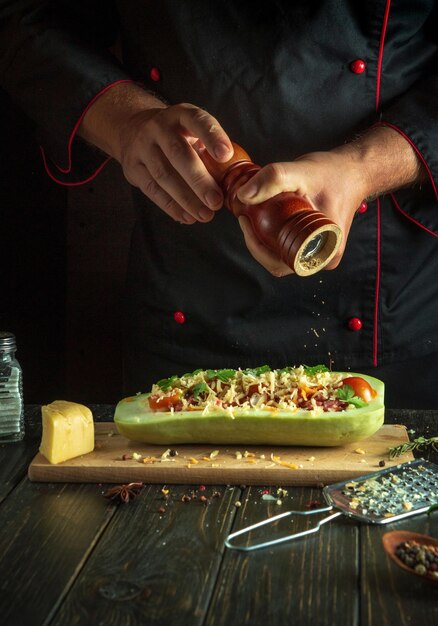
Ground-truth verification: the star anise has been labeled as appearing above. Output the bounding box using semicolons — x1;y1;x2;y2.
103;482;144;503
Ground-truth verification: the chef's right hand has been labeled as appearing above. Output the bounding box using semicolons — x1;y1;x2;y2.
79;83;233;224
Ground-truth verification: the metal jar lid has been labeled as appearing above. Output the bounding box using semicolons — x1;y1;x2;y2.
0;332;17;351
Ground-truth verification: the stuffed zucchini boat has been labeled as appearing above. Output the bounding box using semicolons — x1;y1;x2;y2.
114;365;385;446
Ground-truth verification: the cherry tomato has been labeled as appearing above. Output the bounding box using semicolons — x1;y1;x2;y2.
342;377;377;402
148;392;181;411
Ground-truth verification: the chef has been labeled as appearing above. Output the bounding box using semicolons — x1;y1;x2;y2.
1;1;437;408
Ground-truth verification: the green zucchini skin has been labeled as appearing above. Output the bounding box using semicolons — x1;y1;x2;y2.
114;373;385;446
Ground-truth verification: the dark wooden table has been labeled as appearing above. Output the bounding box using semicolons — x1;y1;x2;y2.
0;406;436;626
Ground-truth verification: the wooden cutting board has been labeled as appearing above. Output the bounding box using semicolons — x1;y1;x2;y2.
28;422;414;486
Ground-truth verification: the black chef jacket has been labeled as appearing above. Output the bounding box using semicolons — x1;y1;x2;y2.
1;1;438;407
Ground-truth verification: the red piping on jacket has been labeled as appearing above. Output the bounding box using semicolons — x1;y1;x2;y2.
375;0;391;110
373;198;381;367
372;0;391;367
40;78;133;184
390;193;438;238
40;147;112;186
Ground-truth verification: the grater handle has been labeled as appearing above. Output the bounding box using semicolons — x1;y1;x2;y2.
225;506;343;552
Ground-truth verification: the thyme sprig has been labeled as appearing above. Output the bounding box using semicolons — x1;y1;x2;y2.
389;435;438;459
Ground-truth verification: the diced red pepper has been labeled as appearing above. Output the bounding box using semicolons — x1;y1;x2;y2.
148;392;182;411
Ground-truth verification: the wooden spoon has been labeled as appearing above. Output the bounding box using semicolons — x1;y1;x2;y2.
382;530;438;585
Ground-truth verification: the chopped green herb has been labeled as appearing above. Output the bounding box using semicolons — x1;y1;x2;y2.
205;369;236;382
303;364;329;375
216;369;237;382
191;382;207;398
157;375;179;391
337;385;367;408
243;365;271;377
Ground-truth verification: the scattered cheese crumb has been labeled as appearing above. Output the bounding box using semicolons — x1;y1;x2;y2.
355;448;366;455
132;452;142;461
279;461;299;469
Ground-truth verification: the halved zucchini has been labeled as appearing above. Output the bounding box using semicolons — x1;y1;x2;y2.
114;372;384;446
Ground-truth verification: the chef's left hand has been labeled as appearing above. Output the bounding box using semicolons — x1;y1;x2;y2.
237;126;426;277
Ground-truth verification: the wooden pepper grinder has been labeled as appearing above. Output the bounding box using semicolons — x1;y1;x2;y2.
199;142;342;276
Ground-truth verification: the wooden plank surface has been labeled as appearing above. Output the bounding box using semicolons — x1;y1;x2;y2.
28;422;413;485
206;487;360;626
0;437;39;504
0;477;117;626
360;515;438;626
49;484;239;626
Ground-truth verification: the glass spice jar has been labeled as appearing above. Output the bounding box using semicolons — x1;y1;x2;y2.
0;332;25;442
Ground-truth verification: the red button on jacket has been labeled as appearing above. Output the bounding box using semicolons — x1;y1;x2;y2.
348;317;363;331
173;311;186;324
149;67;161;81
357;201;368;214
350;59;366;74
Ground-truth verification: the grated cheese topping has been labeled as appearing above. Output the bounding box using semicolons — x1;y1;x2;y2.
148;365;367;414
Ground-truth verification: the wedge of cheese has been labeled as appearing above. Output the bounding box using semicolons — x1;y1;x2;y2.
40;400;94;464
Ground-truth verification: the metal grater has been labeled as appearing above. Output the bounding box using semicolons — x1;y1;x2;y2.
225;460;438;551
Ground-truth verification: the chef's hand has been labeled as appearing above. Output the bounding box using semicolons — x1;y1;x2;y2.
237;126;426;277
79;82;233;224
